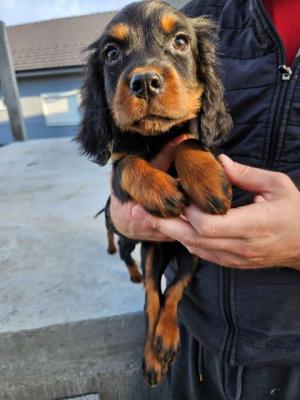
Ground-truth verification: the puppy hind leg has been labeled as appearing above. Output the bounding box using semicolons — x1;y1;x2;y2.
118;237;142;283
107;229;117;254
127;260;143;283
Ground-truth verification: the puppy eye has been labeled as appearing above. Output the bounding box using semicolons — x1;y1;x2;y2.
104;45;120;64
173;35;189;51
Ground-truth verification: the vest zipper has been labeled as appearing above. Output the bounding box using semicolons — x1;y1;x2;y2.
265;66;292;168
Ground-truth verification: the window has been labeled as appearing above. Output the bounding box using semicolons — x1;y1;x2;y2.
41;90;81;126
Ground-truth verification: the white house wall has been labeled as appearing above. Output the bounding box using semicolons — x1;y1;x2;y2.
0;72;82;145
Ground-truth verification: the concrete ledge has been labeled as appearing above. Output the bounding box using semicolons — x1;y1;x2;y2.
0;312;169;400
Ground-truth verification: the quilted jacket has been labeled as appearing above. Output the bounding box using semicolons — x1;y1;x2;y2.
178;0;300;366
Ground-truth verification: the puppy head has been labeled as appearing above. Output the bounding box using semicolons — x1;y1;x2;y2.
77;0;231;165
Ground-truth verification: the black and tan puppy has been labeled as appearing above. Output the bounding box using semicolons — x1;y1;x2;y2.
77;0;232;386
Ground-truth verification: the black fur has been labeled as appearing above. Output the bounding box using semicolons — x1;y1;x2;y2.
77;42;114;165
193;17;232;145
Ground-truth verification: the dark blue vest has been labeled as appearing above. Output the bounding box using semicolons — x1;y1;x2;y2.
179;0;300;366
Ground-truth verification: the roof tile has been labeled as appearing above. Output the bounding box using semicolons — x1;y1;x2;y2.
7;12;116;72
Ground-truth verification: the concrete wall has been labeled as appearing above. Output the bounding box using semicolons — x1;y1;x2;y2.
0;71;82;145
0;312;169;400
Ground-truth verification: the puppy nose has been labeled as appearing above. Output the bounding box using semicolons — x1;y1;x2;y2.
130;72;163;99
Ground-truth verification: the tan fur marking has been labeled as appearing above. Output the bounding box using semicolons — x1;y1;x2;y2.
128;65;163;79
160;14;178;34
144;246;160;334
165;276;191;310
112;65;203;135
120;156;184;217
154;277;191;363
110;23;129;41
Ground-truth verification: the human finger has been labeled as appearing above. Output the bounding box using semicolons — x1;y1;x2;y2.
218;154;296;197
110;195;172;241
184;203;269;239
185;246;255;269
146;213;202;246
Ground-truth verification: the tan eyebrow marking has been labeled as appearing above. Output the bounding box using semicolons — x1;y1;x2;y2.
160;15;178;34
110;23;129;41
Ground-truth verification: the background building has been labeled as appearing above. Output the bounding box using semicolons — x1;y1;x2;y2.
0;0;188;145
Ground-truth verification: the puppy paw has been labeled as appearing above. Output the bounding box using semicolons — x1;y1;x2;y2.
120;156;187;218
127;261;143;283
143;350;167;387
176;144;232;215
107;244;117;254
193;168;232;215
141;175;187;218
153;308;180;365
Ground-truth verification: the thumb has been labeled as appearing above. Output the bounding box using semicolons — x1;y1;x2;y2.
218;154;278;196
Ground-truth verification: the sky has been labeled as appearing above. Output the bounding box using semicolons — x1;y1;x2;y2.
1;0;132;26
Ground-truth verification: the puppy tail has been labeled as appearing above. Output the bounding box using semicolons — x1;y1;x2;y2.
94;206;106;219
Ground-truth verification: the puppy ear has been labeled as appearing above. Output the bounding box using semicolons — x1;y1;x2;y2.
76;42;113;165
192;17;232;146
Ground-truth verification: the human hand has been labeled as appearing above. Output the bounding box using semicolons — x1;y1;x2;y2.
110;134;192;241
137;155;300;269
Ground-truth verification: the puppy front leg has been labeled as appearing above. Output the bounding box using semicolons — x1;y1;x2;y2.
174;139;232;214
112;155;187;218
